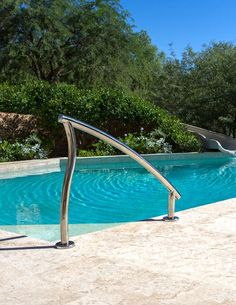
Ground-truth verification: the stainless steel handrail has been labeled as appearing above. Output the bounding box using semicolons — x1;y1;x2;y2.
55;114;181;249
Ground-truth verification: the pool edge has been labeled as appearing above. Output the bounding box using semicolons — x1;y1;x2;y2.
0;152;230;178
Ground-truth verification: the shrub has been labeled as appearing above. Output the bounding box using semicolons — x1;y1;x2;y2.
0;134;48;162
0;81;201;154
79;129;172;156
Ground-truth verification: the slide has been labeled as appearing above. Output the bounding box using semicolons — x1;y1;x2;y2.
185;124;236;156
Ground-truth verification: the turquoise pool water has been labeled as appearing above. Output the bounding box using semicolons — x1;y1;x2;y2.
0;155;235;228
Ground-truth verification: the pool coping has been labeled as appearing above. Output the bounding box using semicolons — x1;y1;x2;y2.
0;152;230;176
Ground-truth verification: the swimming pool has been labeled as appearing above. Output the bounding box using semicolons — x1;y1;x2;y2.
0;153;235;240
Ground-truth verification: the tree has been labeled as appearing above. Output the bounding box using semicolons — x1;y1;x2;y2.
155;43;236;136
154;56;183;114
0;0;163;99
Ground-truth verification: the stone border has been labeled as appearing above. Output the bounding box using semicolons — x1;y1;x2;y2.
0;152;230;178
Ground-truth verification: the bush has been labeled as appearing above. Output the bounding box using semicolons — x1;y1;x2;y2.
0;134;48;162
79;129;172;156
0;81;201;153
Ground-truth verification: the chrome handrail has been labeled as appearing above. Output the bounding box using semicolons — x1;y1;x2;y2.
56;114;181;249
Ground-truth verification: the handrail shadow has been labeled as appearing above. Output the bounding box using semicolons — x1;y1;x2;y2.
0;245;56;251
0;235;27;242
139;218;165;222
0;234;56;251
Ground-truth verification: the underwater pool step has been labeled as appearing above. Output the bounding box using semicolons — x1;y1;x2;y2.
0;223;121;242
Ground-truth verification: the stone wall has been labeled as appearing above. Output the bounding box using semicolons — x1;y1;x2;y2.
0;112;41;140
0;112;106;157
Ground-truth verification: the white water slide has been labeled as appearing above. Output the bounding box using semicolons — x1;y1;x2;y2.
185;124;236;156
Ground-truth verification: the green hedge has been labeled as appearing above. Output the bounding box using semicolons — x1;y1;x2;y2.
0;81;201;152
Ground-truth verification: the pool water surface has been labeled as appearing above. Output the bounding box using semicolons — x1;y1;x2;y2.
0;155;235;240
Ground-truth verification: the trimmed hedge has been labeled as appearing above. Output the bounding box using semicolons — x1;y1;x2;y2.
0;81;201;153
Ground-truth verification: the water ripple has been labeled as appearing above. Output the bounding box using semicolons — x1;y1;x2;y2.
0;157;236;225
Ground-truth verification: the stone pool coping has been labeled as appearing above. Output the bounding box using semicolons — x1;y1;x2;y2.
0;152;230;178
0;198;235;305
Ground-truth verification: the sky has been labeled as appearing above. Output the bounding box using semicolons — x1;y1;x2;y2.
120;0;236;58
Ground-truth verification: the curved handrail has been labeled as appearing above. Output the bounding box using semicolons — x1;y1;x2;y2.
56;114;181;249
59;114;181;198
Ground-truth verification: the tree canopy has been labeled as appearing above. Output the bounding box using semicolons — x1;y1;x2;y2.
0;0;163;99
155;42;236;136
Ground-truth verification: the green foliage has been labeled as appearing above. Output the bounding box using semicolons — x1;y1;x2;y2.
118;129;172;154
0;134;48;162
79;129;172;156
0;1;236;141
0;81;52;113
0;0;163;100
0;82;200;153
155;42;236;136
79;141;117;157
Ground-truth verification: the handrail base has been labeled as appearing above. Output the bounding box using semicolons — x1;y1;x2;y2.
162;216;179;222
55;240;75;249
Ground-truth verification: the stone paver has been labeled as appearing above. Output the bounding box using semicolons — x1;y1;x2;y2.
0;199;236;305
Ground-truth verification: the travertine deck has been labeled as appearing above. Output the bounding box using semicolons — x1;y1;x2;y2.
0;199;236;305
